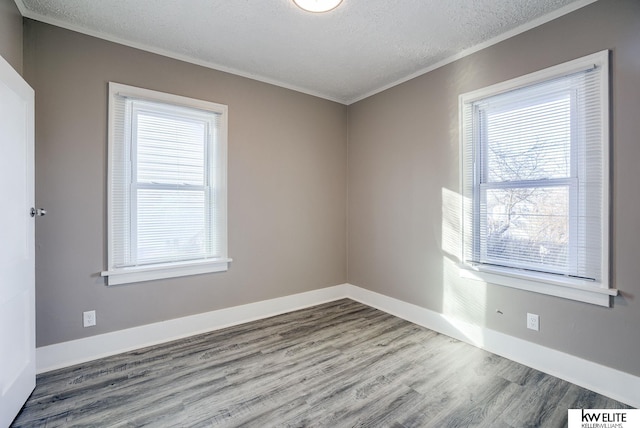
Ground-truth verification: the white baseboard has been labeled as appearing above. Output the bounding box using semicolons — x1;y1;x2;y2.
344;284;640;409
36;284;349;374
36;282;639;408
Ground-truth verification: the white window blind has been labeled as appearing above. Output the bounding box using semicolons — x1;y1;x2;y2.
103;83;229;285
460;51;613;305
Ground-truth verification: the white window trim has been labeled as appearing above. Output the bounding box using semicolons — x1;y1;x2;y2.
102;258;232;286
459;264;616;307
101;83;231;285
458;50;616;307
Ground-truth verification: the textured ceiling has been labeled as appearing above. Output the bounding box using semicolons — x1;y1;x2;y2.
15;0;597;104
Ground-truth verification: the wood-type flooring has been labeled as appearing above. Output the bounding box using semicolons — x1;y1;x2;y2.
12;299;631;427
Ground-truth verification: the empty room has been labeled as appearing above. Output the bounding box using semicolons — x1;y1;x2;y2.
1;0;639;426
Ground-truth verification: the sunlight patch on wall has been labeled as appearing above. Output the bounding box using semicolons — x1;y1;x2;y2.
442;258;487;326
441;187;488;346
441;187;463;261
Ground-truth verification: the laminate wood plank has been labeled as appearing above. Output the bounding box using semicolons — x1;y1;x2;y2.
12;299;631;428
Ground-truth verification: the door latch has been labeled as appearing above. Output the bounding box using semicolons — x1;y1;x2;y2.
30;207;47;217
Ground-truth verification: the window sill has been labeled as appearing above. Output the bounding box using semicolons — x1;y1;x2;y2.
101;258;232;286
458;263;617;307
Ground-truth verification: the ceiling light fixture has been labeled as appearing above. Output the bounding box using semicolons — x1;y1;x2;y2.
293;0;343;13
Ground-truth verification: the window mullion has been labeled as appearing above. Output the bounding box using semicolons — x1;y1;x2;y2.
482;177;573;190
135;182;206;191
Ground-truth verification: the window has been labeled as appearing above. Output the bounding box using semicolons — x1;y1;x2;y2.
102;83;230;285
459;51;615;306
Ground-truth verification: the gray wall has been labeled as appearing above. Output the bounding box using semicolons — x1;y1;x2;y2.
0;0;22;73
348;0;640;377
24;20;347;347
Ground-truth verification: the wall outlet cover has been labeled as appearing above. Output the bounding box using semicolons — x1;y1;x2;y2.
527;313;539;331
83;310;96;327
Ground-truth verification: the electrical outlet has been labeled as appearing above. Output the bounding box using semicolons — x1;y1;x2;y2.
527;313;539;331
83;310;96;327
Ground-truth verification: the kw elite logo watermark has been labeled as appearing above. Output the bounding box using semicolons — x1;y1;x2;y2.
568;409;640;428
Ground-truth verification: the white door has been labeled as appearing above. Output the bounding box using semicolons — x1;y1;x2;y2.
0;54;36;427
